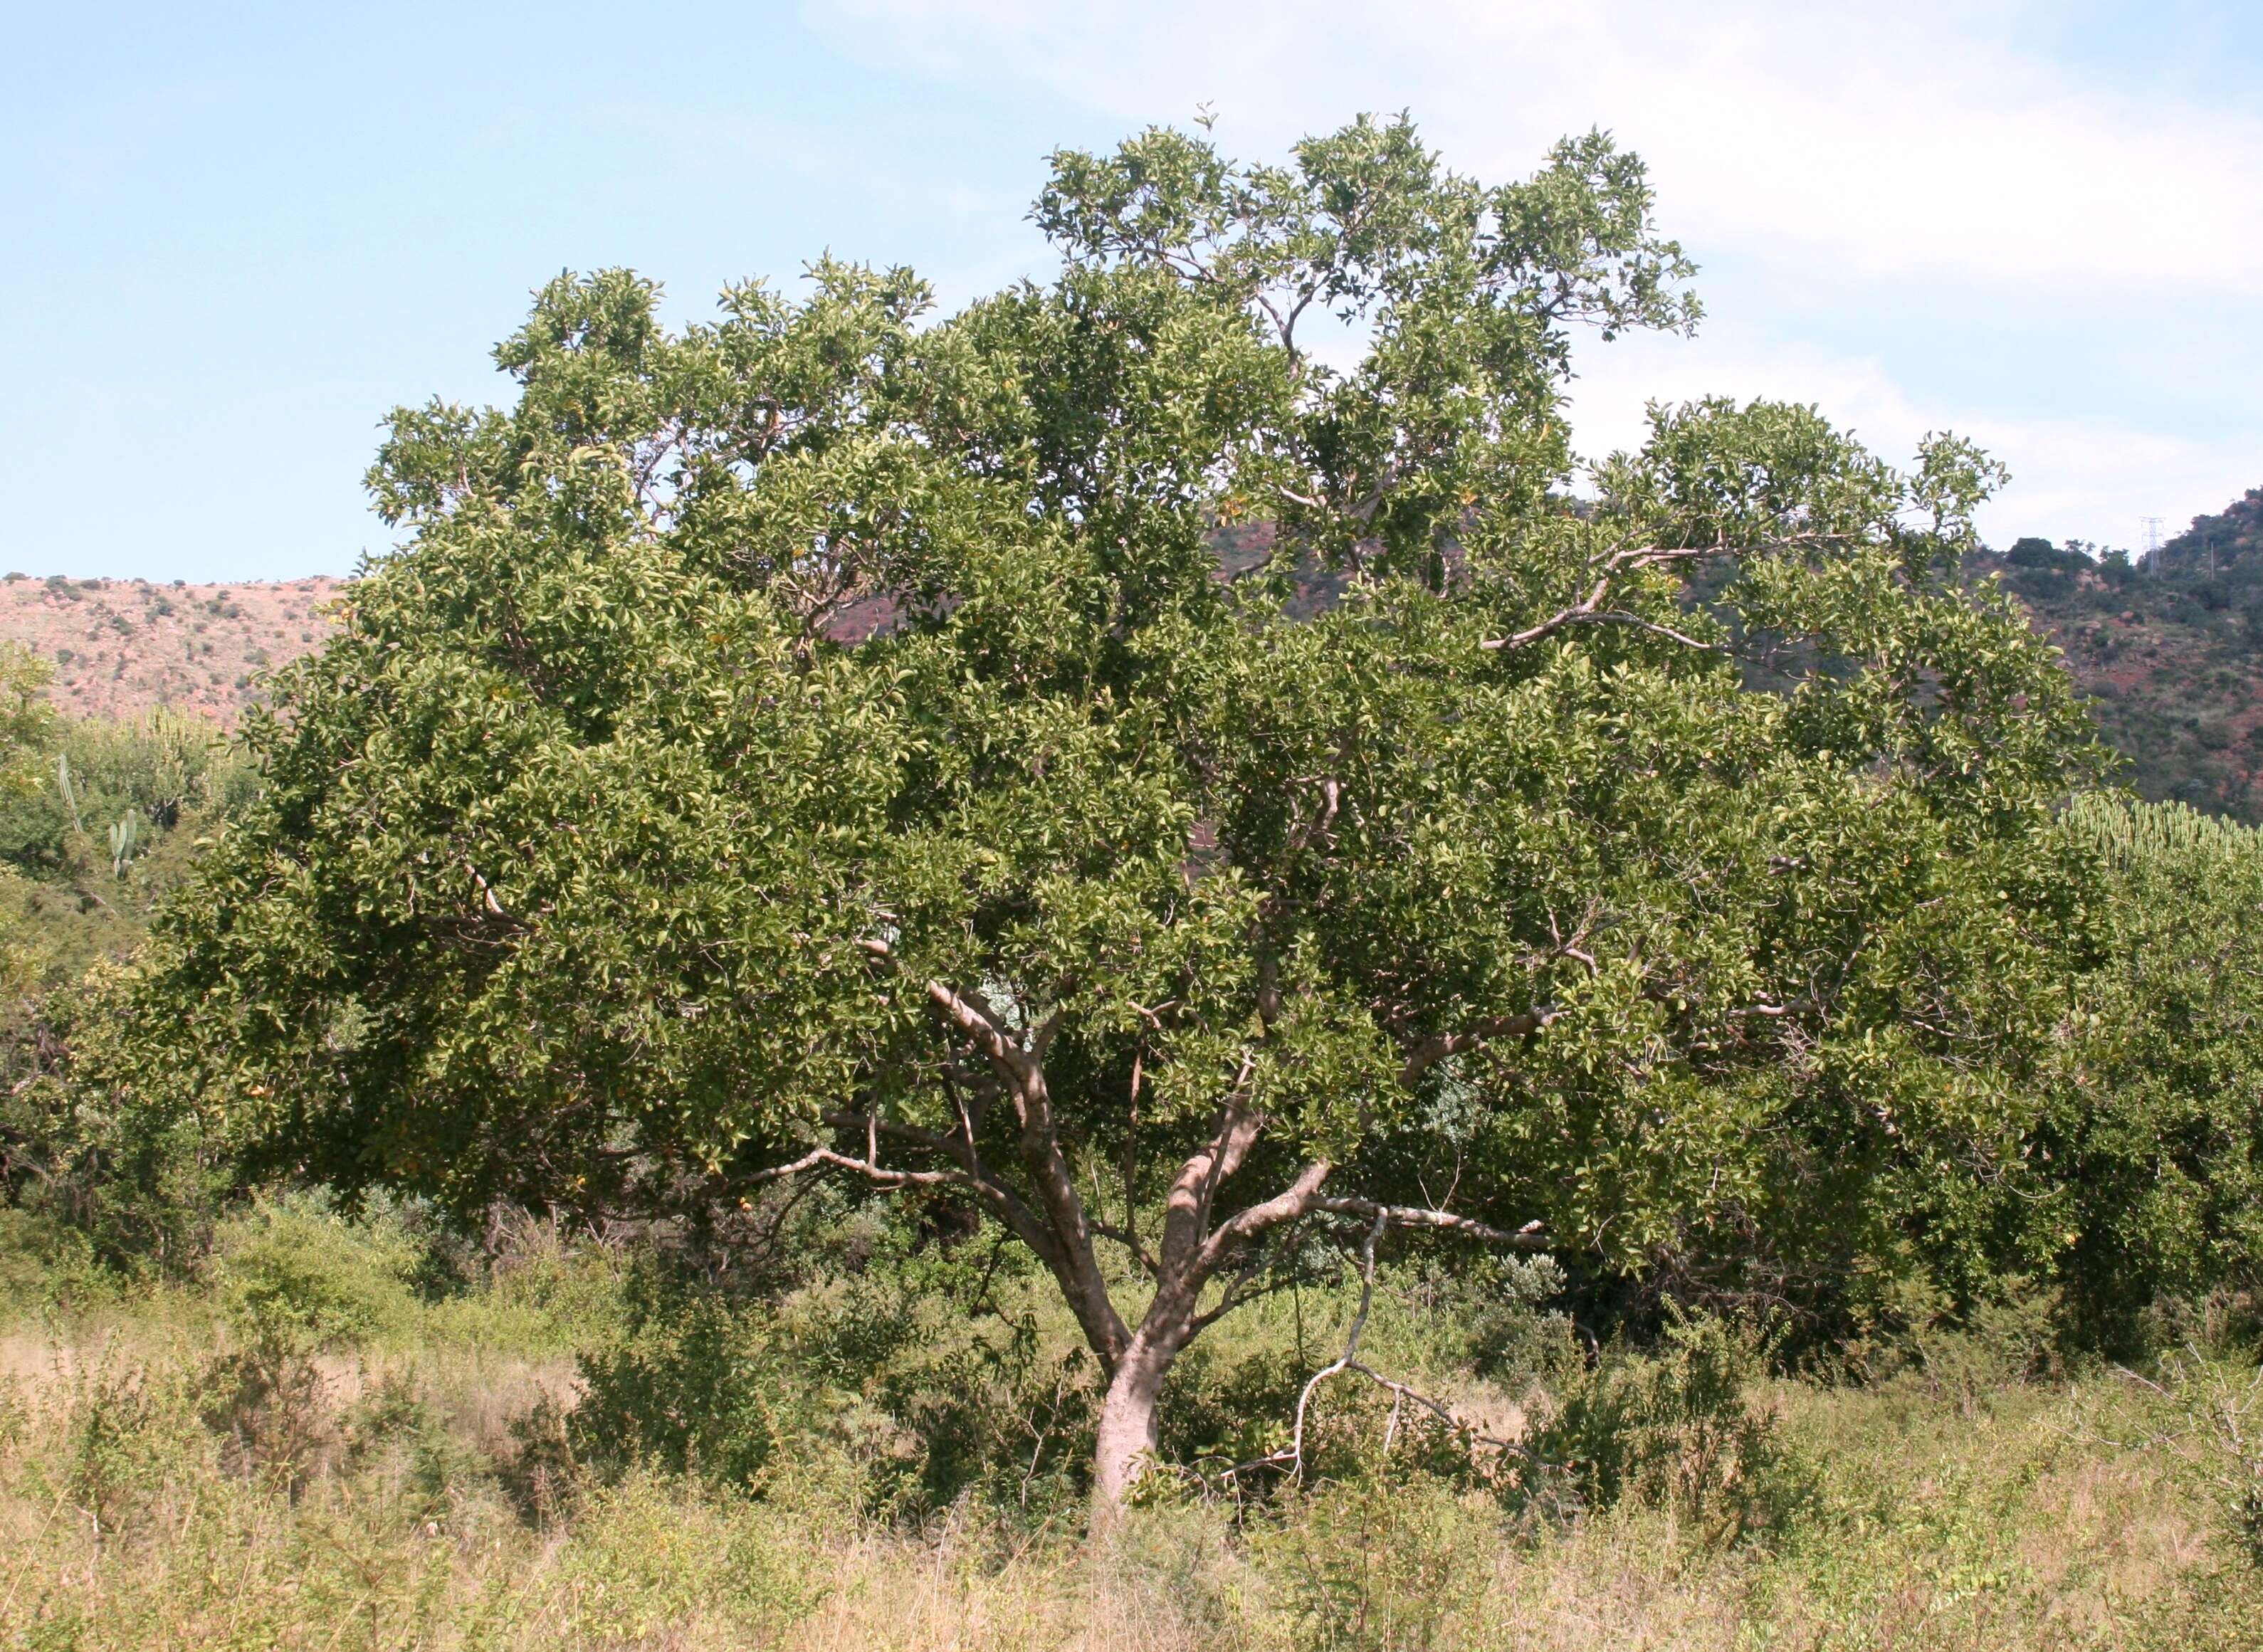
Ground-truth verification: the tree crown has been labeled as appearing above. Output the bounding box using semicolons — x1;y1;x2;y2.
138;120;2101;1475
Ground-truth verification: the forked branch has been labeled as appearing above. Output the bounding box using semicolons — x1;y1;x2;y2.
1399;1006;1559;1085
1199;1204;1532;1493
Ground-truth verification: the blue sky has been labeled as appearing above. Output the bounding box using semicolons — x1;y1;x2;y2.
5;1;2259;582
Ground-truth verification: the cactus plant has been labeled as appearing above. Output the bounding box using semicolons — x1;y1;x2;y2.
57;749;83;833
107;811;140;878
2064;792;2263;868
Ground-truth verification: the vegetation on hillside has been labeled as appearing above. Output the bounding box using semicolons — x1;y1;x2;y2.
1983;488;2263;819
0;574;342;725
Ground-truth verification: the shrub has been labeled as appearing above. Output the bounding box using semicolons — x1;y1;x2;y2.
2048;798;2263;1347
199;1197;419;1488
1908;1278;2066;1412
1513;1310;1795;1543
48;1347;209;1537
1253;1477;1491;1652
2139;1351;2263;1571
1;960;232;1282
213;1196;419;1350
542;1474;824;1643
571;1224;1102;1524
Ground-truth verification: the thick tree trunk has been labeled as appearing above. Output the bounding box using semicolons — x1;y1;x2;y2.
1093;1332;1180;1510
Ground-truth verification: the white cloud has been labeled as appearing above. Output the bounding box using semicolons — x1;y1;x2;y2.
808;0;2262;537
809;0;2263;302
1561;325;2257;549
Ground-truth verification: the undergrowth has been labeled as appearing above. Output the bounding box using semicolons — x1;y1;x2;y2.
0;1196;2256;1650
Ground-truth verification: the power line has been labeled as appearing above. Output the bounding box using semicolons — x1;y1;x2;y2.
2140;516;2167;573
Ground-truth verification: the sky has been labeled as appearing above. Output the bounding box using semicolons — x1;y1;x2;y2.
4;0;2259;583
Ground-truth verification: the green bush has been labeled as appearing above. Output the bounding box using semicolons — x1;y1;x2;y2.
213;1196;421;1352
1514;1310;1798;1543
2132;1350;2263;1572
0;960;231;1283
2047;798;2263;1348
1253;1475;1493;1651
45;1347;209;1537
571;1219;1102;1524
199;1196;421;1488
541;1473;825;1642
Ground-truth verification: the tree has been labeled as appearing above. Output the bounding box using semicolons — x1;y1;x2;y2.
135;116;2101;1505
2046;796;2263;1345
0;643;54;994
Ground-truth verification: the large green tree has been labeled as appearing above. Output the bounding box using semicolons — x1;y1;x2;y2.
138;117;2099;1501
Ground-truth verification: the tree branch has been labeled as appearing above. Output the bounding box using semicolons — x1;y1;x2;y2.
923;977;1035;1083
461;860;515;921
1196;1206;1531;1494
1191;1157;1333;1280
1482;607;1721;656
1398;1006;1559;1085
1312;1196;1549;1249
1093;1221;1160;1279
737;1143;976;1195
1157;1065;1260;1278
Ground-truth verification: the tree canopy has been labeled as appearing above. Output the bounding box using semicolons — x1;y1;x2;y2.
133;115;2103;1501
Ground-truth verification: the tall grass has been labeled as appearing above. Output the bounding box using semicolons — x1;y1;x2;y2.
0;1200;2256;1650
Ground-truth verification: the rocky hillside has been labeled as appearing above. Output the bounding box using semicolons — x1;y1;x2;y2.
0;574;344;726
1982;486;2263;820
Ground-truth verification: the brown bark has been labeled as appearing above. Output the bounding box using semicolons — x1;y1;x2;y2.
1089;1141;1334;1510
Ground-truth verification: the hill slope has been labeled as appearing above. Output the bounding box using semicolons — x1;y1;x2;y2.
1981;487;2263;819
0;574;344;725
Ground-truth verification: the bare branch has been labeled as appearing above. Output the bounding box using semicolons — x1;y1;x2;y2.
1093;1221;1161;1279
1191;1157;1333;1280
923;978;1033;1081
1029;1004;1071;1061
1290;1206;1387;1461
1312;1197;1550;1249
1723;998;1813;1020
735;1147;836;1188
1189;1206;1528;1494
846;946;1133;1362
738;1143;975;1195
1482;608;1721;656
1157;1063;1260;1278
462;861;513;921
1281;1211;1527;1478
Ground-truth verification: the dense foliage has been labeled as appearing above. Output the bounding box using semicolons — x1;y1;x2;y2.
2048;796;2263;1345
102;114;2131;1500
0;680;256;1276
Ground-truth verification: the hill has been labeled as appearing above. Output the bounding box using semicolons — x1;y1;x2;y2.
1980;486;2263;820
0;573;344;726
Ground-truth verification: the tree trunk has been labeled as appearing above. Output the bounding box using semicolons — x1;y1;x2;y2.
1093;1335;1178;1511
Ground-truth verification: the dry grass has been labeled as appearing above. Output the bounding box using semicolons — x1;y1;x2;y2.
0;1308;2254;1651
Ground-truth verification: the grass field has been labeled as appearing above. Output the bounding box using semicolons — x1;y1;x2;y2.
1;1205;2257;1650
